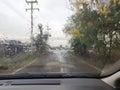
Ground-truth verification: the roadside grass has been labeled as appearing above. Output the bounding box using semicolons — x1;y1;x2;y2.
103;50;120;72
69;51;120;71
0;52;41;74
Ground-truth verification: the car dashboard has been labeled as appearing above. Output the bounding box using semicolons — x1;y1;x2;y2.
0;78;114;90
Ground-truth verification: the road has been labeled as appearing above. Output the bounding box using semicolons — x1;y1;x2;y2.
16;50;100;75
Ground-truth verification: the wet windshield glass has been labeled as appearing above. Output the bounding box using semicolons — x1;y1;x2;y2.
0;0;120;77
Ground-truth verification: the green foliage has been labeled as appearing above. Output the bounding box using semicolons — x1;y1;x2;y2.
35;24;50;53
71;37;87;55
64;0;120;57
35;34;49;53
0;52;39;73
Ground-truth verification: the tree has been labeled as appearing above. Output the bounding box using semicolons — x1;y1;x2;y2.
64;0;120;57
96;0;120;57
35;24;50;53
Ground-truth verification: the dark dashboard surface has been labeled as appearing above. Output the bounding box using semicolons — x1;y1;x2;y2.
0;78;114;90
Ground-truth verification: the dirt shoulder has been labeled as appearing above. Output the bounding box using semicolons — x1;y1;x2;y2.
69;51;120;72
0;52;43;74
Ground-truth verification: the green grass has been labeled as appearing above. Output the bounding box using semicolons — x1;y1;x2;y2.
0;52;41;74
81;56;107;70
70;52;116;71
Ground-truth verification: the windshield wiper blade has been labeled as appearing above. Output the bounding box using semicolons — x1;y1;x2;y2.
0;72;100;80
0;73;66;79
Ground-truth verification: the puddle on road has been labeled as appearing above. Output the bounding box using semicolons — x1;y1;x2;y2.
44;61;75;72
44;50;76;73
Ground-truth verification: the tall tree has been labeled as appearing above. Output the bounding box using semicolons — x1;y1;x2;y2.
64;0;120;57
35;24;50;53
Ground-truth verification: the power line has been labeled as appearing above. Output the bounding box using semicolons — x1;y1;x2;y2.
1;0;38;38
1;0;30;22
0;0;39;42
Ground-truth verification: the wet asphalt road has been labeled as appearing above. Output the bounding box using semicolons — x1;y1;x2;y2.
17;50;100;75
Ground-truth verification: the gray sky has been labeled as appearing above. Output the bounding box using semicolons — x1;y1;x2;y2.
0;0;72;46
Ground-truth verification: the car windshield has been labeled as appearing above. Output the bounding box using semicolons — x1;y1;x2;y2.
0;0;119;77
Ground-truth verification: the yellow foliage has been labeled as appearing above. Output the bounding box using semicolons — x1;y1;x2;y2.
73;0;84;11
97;4;102;9
112;0;120;5
78;0;84;4
69;29;81;37
87;21;93;27
113;0;117;4
119;0;120;4
98;4;110;15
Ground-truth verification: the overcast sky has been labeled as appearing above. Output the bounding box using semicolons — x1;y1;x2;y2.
0;0;72;46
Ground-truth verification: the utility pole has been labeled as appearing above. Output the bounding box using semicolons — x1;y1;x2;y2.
25;0;39;43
